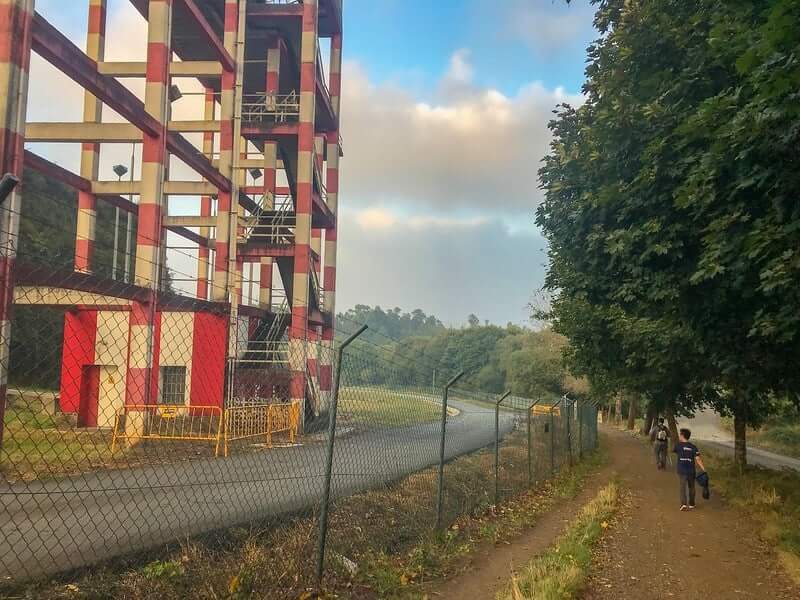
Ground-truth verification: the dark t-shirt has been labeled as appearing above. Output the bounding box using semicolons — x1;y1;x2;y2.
673;442;700;475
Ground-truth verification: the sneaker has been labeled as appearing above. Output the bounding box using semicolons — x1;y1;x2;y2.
680;505;688;511
688;505;696;510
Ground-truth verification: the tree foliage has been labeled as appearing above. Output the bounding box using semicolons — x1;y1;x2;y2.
538;0;800;465
337;305;446;340
340;310;581;404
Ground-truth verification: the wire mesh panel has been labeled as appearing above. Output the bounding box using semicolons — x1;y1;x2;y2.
0;240;604;600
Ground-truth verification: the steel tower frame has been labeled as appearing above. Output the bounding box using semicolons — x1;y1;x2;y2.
0;0;343;444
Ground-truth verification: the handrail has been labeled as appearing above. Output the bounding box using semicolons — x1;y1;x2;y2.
242;92;300;123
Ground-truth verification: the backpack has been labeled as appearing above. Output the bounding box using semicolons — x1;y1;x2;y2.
656;427;668;442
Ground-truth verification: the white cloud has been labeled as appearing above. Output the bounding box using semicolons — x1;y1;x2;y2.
445;49;474;85
496;0;596;57
355;208;487;231
338;212;547;326
339;53;582;216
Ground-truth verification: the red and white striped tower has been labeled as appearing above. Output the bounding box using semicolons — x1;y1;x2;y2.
74;0;106;273
289;0;318;418
197;87;215;300
212;0;239;303
0;0;34;447
127;0;171;408
320;33;343;408
259;141;277;310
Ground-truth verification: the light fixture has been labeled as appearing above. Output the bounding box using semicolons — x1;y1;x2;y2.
169;84;183;102
112;164;129;180
0;173;19;205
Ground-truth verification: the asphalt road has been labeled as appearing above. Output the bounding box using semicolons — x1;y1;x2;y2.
0;397;515;580
679;409;800;472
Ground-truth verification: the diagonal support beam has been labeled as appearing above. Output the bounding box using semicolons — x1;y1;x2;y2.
30;11;231;193
23;151;209;247
175;0;235;72
31;12;160;137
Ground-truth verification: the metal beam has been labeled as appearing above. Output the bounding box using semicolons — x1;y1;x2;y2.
165;132;230;192
31;11;231;193
22;152;208;247
169;120;221;133
163;215;217;228
175;0;235;72
98;61;223;77
13;286;132;307
164;181;217;195
92;180;219;196
23;151;90;192
238;245;295;260
31;12;160;137
25;122;140;143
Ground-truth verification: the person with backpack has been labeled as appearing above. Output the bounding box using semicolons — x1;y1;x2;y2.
650;417;670;470
674;428;707;511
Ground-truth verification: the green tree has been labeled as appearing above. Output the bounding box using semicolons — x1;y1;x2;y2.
538;0;800;467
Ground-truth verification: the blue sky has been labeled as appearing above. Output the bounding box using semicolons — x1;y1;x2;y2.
342;0;594;96
335;0;596;325
27;0;598;327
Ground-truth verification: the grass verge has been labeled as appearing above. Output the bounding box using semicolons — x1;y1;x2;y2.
4;430;605;599
705;449;800;584
497;481;620;600
338;386;443;426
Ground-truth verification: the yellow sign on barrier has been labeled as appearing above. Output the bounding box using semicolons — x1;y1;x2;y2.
223;400;300;457
532;404;561;417
110;404;224;457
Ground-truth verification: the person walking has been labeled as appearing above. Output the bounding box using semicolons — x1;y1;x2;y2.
650;417;670;470
674;428;706;511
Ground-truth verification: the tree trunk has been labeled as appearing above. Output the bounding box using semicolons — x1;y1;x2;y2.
734;400;748;470
626;395;637;430
665;407;679;447
641;403;656;436
615;395;623;426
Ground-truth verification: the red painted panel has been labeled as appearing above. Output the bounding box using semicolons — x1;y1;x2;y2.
78;365;100;427
60;311;97;413
150;311;162;404
191;312;227;408
320;364;332;391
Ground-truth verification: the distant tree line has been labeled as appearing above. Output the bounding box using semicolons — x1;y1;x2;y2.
337;305;446;340
336;306;585;403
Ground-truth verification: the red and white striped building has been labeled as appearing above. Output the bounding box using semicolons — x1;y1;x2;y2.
0;0;344;435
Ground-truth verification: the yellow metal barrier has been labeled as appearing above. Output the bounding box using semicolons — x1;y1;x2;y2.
224;400;300;457
110;404;224;457
533;404;561;417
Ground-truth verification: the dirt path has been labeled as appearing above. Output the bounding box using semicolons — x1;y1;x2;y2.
584;428;799;600
430;427;799;600
428;450;617;599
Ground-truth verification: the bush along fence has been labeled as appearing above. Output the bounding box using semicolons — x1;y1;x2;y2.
0;318;599;598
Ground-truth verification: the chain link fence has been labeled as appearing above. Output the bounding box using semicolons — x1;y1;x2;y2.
0;194;599;597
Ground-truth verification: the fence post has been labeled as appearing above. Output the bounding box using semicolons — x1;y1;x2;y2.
550;404;556;476
436;370;465;529
594;403;600;448
563;395;573;467
527;398;541;487
315;324;367;583
494;390;511;507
